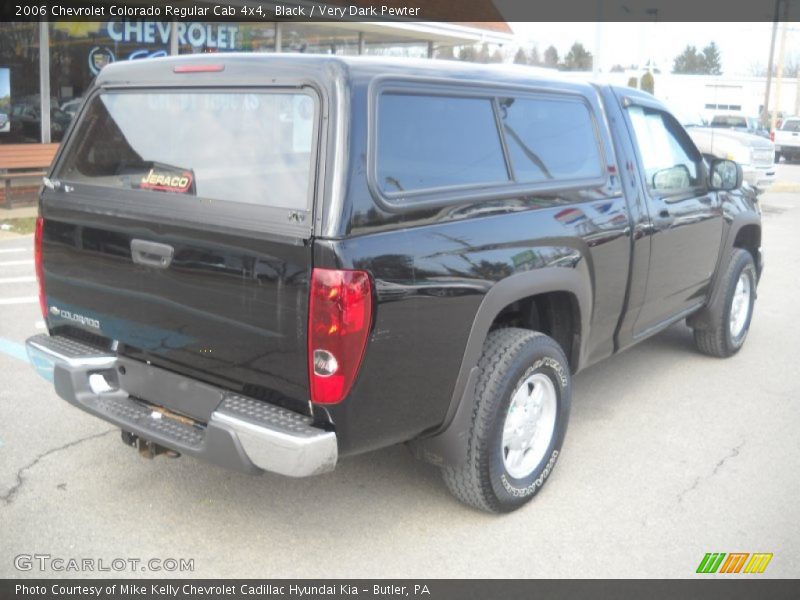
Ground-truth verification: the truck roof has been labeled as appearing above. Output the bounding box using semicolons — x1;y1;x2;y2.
95;52;602;96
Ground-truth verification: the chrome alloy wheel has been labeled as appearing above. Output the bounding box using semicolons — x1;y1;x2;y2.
501;372;557;479
729;272;752;340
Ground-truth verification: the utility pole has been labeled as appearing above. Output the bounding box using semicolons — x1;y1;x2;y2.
593;0;603;76
763;0;780;127
772;0;790;134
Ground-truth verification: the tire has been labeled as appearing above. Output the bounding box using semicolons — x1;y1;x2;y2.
693;248;757;358
442;328;571;513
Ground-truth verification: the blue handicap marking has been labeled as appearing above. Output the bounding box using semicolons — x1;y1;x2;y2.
0;337;29;364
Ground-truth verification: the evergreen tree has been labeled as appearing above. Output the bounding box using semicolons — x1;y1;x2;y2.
562;42;593;71
702;42;722;75
513;48;528;65
672;45;702;73
673;42;722;75
543;45;559;68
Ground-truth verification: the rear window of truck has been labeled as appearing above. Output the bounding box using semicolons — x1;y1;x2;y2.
781;119;800;132
57;90;317;210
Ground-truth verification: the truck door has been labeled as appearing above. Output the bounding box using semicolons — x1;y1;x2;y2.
622;101;723;336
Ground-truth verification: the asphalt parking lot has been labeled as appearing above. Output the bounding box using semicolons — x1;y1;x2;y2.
1;170;799;579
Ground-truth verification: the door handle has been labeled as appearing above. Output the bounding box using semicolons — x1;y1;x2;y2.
659;209;670;218
131;239;174;269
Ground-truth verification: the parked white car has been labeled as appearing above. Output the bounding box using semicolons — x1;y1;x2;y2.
685;124;776;191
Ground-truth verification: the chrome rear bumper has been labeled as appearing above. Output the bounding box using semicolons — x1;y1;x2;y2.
26;334;337;477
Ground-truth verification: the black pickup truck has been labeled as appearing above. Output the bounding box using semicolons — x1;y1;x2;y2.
26;55;762;513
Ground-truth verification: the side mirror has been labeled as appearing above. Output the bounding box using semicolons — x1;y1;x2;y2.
709;158;742;191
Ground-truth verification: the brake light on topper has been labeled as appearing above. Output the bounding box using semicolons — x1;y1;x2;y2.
173;64;225;73
308;268;372;404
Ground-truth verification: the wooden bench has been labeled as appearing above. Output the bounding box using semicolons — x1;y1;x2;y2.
0;143;60;209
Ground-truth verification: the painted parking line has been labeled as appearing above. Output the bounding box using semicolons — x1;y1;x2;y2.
0;297;38;306
0;259;34;267
0;248;28;254
0;276;36;284
0;337;29;363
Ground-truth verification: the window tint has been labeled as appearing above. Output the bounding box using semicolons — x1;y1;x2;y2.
627;106;701;192
498;96;602;183
57;91;317;210
376;93;509;194
711;115;747;128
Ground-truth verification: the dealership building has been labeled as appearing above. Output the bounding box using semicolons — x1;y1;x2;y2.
0;17;512;144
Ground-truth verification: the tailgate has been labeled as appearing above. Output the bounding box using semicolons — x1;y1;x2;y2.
40;86;320;413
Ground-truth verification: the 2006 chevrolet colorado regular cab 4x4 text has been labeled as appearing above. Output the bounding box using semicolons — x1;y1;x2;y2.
26;56;763;513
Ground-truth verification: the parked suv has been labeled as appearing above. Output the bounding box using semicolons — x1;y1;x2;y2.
27;56;762;513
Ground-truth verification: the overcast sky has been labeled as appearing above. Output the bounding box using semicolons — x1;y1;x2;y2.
510;22;798;76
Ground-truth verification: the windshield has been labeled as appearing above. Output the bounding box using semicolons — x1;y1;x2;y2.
781;119;800;132
57;90;317;210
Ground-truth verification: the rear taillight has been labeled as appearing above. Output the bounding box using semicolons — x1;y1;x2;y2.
770;131;775;142
34;216;46;320
308;268;372;404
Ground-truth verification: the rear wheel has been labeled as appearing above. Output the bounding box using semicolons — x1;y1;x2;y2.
442;328;571;513
693;249;757;358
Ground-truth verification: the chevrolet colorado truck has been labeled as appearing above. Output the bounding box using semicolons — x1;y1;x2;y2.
26;56;763;513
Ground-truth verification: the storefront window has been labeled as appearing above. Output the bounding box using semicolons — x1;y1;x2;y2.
171;22;242;54
236;24;277;53
280;24;360;55
176;23;275;55
362;32;429;58
49;21;173;138
0;23;41;144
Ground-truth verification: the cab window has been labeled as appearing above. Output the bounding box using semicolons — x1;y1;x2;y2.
627;106;702;193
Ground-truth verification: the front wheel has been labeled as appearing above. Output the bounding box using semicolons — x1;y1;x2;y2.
693;249;757;358
442;329;571;513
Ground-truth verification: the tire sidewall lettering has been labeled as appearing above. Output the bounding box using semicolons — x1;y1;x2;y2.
500;449;560;497
492;351;570;501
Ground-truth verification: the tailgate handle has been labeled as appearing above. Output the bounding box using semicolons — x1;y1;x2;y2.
131;239;174;269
